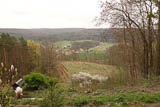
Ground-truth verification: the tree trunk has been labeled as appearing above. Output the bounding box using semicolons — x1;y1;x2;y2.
157;2;160;75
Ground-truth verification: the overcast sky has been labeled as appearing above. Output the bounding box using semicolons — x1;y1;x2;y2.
0;0;103;28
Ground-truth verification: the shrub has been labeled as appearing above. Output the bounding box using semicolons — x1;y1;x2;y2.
0;63;17;107
23;72;58;90
39;84;65;107
71;72;108;88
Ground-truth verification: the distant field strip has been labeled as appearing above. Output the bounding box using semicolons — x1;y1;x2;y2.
55;40;116;51
55;41;71;48
89;42;115;53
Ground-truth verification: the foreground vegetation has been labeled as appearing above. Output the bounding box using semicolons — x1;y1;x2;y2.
68;93;160;107
3;61;159;107
8;82;160;107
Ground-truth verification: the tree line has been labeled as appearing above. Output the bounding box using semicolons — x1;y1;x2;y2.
97;0;160;78
0;33;61;84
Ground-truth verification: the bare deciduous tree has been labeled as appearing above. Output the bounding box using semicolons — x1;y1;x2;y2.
97;0;160;78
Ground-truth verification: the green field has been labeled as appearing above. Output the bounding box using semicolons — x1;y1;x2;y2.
61;61;117;90
55;41;72;48
55;40;115;51
89;42;116;53
55;40;95;48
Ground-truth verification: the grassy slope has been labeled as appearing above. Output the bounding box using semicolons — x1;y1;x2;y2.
63;61;116;76
61;61;117;90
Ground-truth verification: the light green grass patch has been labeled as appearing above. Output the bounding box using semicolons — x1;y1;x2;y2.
55;41;72;48
63;61;116;76
68;93;160;107
61;61;117;89
74;40;96;43
89;42;116;53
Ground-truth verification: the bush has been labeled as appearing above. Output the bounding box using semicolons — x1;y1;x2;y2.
23;72;58;90
71;72;108;88
39;84;65;107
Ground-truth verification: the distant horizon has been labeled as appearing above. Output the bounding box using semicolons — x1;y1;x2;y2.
0;27;107;29
0;0;109;28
